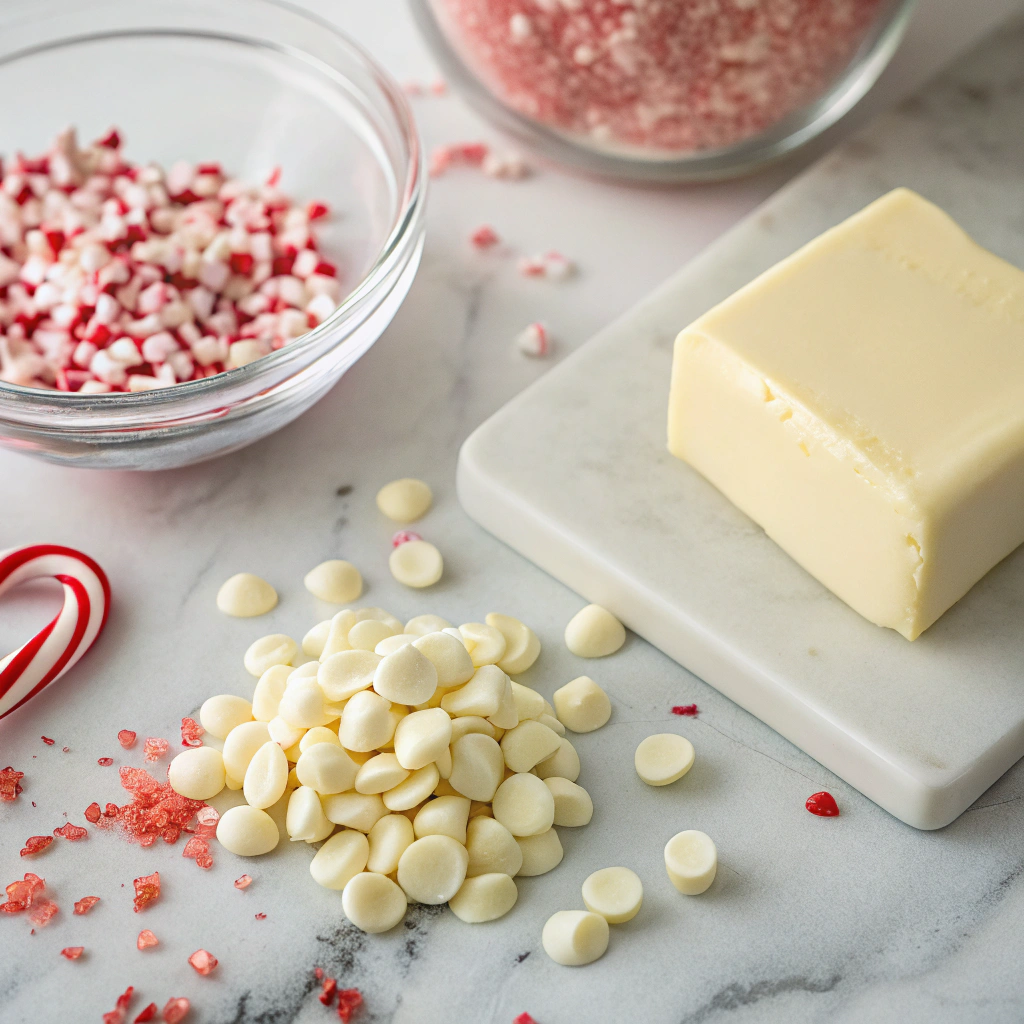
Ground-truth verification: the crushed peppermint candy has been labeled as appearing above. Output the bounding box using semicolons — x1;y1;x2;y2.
103;985;135;1024
132;870;161;912
180;716;204;747
0;765;24;801
133;1004;158;1023
188;948;218;976
73;895;100;914
391;530;423;548
234;874;253;890
514;322;549;358
469;225;500;250
142;737;169;762
517;251;574;280
137;928;159;950
20;835;53;856
118;729;137;748
60;945;85;960
671;704;698;717
162;997;191;1024
0;128;342;393
54;822;88;841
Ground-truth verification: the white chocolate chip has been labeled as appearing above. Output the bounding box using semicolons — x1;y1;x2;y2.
295;742;359;794
310;829;369;889
553;676;612;733
320;609;358;660
394;708;453;771
486;613;541;675
635;734;695;787
459;622;507;667
413;631;475;688
342;871;408;933
441;665;514;723
348;618;399;651
216;573;278;617
302;619;332;658
251;665;290;722
322;791;388;832
375;633;418;656
217;804;280;856
318;649;381;702
500;720;562;773
397;834;469;904
389;540;444;588
405;614;452;636
243;740;289;809
664;830;717;895
534;738;581;782
303;559;363;604
199;694;253;739
286;785;335;842
221;720;272;782
339;690;394;752
450;716;498;743
544;777;593;827
243;633;297;677
449;872;518;923
492;773;555;837
449;733;504;802
376;478;433;522
167;746;225;801
582;866;643;923
367;813;415;874
564;604;625;658
374;644;439;705
413;795;471;843
510;681;546;720
515;828;564;876
355;753;411;794
466;816;523;878
354;606;405;632
299;726;342;752
277;677;331;729
268;715;305;749
383;763;440;811
542;910;610;966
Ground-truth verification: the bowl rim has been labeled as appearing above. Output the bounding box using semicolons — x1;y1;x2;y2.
0;0;425;415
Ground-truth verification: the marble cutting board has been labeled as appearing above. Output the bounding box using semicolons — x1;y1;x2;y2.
457;17;1024;831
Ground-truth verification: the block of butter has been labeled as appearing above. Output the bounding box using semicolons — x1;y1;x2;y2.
668;188;1024;640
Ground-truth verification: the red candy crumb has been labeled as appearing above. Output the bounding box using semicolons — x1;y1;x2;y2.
514;322;549;358
514;1015;539;1024
98;757;115;766
61;946;84;960
134;1005;158;1023
21;835;53;856
391;530;423;548
180;718;204;748
103;986;135;1024
132;871;161;912
470;225;500;249
188;948;218;975
430;141;490;177
182;835;213;869
320;977;338;1005
62;746;70;753
28;898;58;927
143;737;169;762
255;912;266;920
54;822;89;841
806;791;840;817
1;873;47;918
234;874;253;890
118;730;137;749
137;929;159;950
671;704;699;717
307;200;330;221
336;989;363;1023
0;766;25;801
74;895;101;915
162;997;190;1024
41;736;55;745
84;801;102;823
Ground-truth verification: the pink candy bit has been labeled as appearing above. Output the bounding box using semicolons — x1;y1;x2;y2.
806;791;840;817
430;78;448;96
137;928;159;950
118;729;137;749
20;835;53;857
180;717;204;747
84;801;102;823
60;946;85;960
27;897;58;927
182;835;213;869
391;530;423;548
336;989;363;1023
234;874;253;890
482;151;529;179
514;1015;539;1024
54;822;89;841
142;737;169;762
671;704;698;717
74;895;100;915
162;997;190;1024
429;141;490;177
514;322;549;358
319;976;338;1005
254;912;266;920
1;872;46;915
41;736;55;745
517;251;575;280
103;986;135;1024
0;765;25;801
469;225;500;250
132;871;161;912
134;1005;158;1024
98;756;115;766
188;948;218;976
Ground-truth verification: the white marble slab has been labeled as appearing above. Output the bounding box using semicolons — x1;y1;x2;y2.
459;17;1024;832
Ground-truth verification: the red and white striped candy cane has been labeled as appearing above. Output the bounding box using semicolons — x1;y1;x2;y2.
0;544;110;721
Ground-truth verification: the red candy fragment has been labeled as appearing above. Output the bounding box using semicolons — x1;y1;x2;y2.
234;874;252;890
391;530;423;548
54;822;89;841
336;989;363;1022
84;801;102;823
103;986;135;1024
61;946;84;960
319;977;338;1005
28;898;58;926
514;1015;539;1024
132;871;161;912
671;704;699;717
188;948;218;975
137;928;159;950
180;717;204;747
74;895;101;914
118;730;138;749
41;736;55;745
307;200;330;221
0;766;25;801
98;757;115;766
143;737;169;762
806;791;840;817
162;997;190;1024
182;835;213;869
470;225;500;249
1;872;46;915
134;1005;158;1023
21;835;53;856
255;912;266;920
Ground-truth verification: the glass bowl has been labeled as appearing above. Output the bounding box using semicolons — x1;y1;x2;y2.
0;0;425;470
410;0;916;183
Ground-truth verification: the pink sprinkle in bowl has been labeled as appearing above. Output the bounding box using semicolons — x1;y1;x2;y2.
0;0;425;470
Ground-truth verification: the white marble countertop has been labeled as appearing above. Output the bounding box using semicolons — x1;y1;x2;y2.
4;1;1024;1021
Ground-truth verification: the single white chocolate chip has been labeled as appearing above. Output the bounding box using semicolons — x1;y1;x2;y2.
217;804;280;856
322;791;389;832
390;540;444;588
286;785;335;843
320;609;358;660
302;619;332;658
449;733;504;802
542;910;610;966
486;613;541;675
243;633;297;677
538;713;566;737
376;477;433;522
413;630;475;688
553;676;611;733
374;643;439;705
449;872;518;923
167;746;226;801
342;870;408;933
544;777;593;827
459;622;507;667
441;665;514;723
339;690;394;752
318;649;381;702
515;828;564;876
367;813;416;874
277;677;331;729
199;694;253;739
466;816;523;877
216;573;278;617
299;726;342;752
383;763;440;811
405;613;452;636
251;665;290;722
501;720;563;773
394;708;453;770
582;867;643;923
665;830;717;895
295;742;359;794
435;743;453;779
492;773;555;837
267;715;306;750
304;559;363;604
348;618;399;652
510;682;546;721
221;720;272;782
353;606;405;632
287;662;321;685
310;829;369;890
635;734;695;786
375;633;418;656
564;604;625;658
356;753;411;794
450;716;498;743
243;740;289;809
397;834;469;904
534;738;581;782
413;795;471;843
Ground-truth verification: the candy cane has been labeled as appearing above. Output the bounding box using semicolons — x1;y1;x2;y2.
0;544;110;721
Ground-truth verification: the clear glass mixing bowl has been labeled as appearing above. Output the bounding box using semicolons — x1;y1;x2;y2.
0;0;425;470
